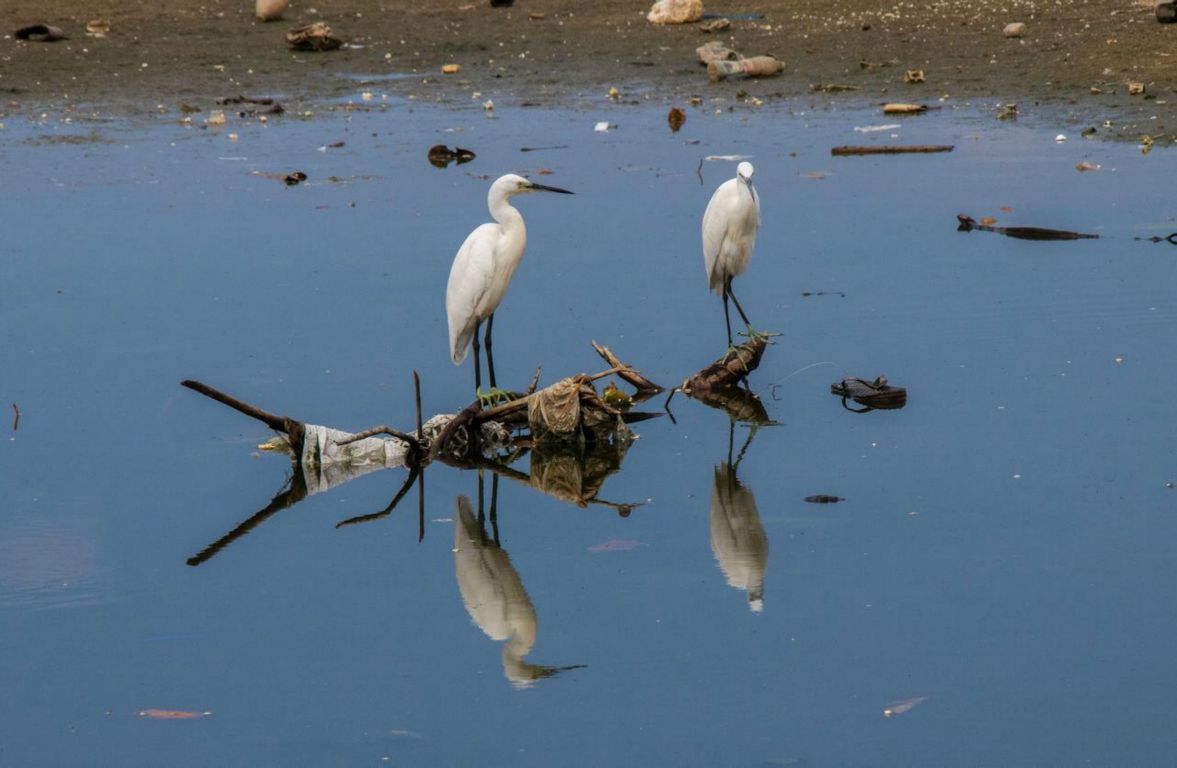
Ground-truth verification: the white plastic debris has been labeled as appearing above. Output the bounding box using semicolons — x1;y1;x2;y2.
1055;133;1067;143
594;121;613;132
647;0;703;24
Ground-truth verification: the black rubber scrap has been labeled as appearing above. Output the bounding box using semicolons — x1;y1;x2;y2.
830;375;907;410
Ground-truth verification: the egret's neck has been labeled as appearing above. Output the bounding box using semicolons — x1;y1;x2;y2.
490;194;526;245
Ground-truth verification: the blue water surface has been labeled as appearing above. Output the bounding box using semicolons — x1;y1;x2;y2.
2;99;1176;767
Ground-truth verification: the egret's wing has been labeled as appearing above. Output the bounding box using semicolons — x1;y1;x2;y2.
446;224;498;364
702;180;735;292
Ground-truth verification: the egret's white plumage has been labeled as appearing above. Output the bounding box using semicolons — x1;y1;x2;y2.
445;173;572;396
702;161;761;344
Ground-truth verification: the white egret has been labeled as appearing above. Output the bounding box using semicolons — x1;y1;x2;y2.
702;161;761;347
446;173;573;405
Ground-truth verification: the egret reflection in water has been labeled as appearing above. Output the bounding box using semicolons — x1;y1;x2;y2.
453;475;585;687
709;423;769;613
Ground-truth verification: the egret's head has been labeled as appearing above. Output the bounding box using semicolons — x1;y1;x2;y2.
736;161;755;184
492;173;574;198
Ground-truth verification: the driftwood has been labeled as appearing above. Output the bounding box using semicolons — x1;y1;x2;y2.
681;338;767;396
831;145;954;156
957;214;1099;241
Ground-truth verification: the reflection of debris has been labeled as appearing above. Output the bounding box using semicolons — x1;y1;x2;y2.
805;494;844;503
997;103;1018;120
884;696;928;717
668;107;686;132
831;375;907;412
700;18;731;32
1003;21;1027;37
648;0;703;24
428;144;476;168
256;0;287;22
15;24;67;42
286;22;343;51
831;144;953;156
903;69;925;83
687;382;771;424
957;214;1099;240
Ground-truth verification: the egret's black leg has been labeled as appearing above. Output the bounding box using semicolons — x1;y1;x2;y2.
722;284;734;347
484;313;497;390
472;319;483;394
728;282;752;328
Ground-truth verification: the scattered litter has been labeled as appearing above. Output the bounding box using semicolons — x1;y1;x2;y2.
588;539;644;553
957;214;1099;240
882;103;929;114
697;41;739;66
648;0;703;24
903;69;925;84
668;107;686;132
708;56;784;81
227;133;239;142
284;171;307;186
85;19;111;37
594;121;613;132
1128;81;1145;95
1158;0;1176;22
286;22;342;51
256;0;287;22
854;123;901;133
441;63;460;74
138;709;212;720
700;18;731;32
206;110;226;126
997;103;1019;120
884;696;928;717
428;145;476;168
831;144;953;156
810;83;862;92
482;99;494;111
1055;133;1067;143
1075;161;1101;172
830;375;907;411
1003;22;1027;37
704;154;752;161
15;24;68;42
804;495;844;504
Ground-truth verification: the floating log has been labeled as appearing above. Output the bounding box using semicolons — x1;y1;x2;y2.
831;145;954;156
957;214;1099;241
681;337;767;397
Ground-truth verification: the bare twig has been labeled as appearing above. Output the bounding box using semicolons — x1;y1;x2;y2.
831;144;954;156
527;366;542;395
591;341;664;393
336;464;419;528
413;370;423;441
11;403;19;432
333;425;422;454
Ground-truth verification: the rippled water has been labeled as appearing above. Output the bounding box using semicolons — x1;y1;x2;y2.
3;100;1177;766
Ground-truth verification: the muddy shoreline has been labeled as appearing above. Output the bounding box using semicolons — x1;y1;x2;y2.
2;0;1175;142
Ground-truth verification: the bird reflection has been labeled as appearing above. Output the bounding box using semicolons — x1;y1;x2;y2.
453;474;585;687
709;422;769;613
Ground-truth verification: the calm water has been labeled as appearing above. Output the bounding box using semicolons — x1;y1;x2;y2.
3;99;1176;767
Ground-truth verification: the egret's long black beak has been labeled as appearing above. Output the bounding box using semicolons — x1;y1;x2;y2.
529;182;574;194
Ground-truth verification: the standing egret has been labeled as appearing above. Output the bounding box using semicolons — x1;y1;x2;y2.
702;161;761;347
446;173;573;406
